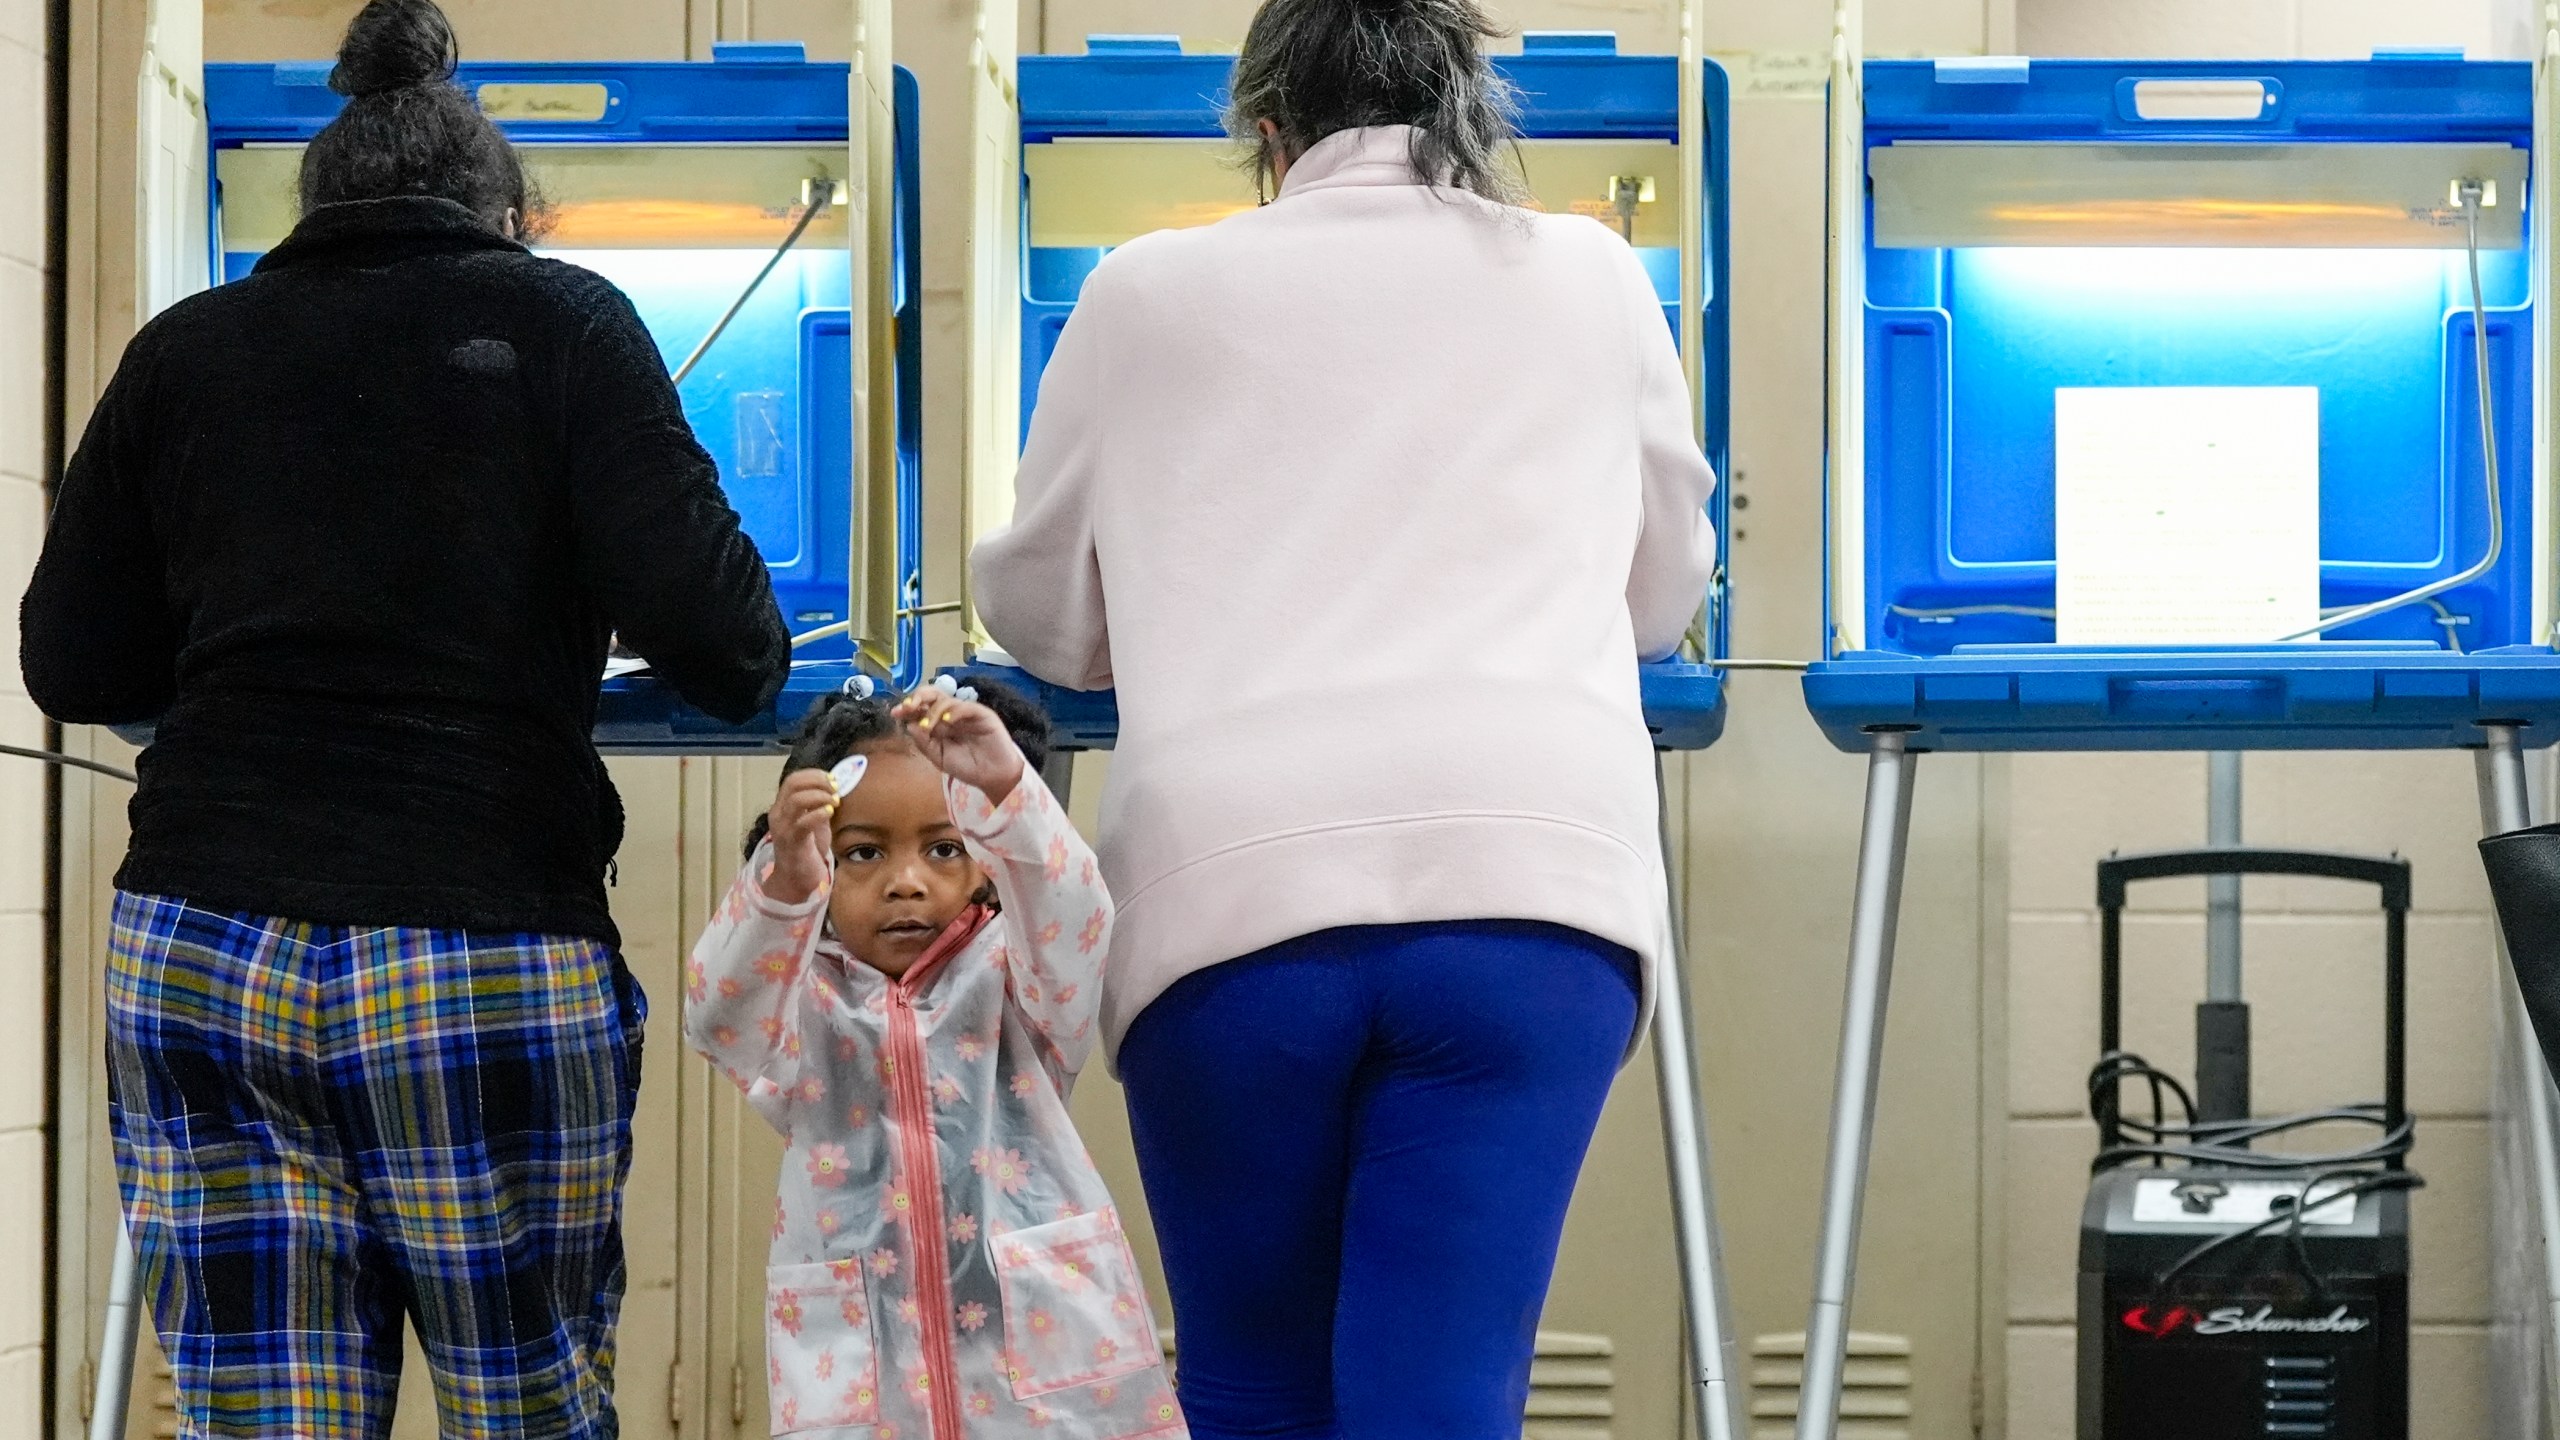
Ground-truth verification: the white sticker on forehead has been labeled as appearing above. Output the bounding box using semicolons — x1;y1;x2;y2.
828;755;869;800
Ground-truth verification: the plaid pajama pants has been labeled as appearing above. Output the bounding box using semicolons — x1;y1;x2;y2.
105;891;646;1440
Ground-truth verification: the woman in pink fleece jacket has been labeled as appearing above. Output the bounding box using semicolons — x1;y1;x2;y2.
968;1;1719;1436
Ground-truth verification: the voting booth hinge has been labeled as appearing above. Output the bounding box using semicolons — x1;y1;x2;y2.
137;0;208;326
2536;14;2558;648
850;0;900;678
1675;0;1715;664
1677;0;1707;446
1822;0;1867;656
960;1;1023;658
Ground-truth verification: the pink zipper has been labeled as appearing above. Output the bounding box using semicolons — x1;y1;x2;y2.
884;910;989;1440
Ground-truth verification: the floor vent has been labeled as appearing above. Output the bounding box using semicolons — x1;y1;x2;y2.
1749;1331;1914;1440
1148;1326;1613;1439
1526;1330;1616;1440
146;1355;179;1439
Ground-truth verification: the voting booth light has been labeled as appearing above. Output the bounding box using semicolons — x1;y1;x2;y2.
202;45;924;750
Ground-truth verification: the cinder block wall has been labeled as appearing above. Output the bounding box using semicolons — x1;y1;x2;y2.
2002;7;2522;1437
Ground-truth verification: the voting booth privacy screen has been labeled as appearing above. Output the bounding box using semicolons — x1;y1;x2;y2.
204;49;924;747
1806;57;2560;752
971;32;1734;751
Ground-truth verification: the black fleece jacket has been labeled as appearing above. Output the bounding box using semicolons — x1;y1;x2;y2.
22;196;789;946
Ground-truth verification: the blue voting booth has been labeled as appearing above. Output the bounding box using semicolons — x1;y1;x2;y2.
958;31;1734;753
204;46;925;751
1787;46;2560;1440
1804;55;2560;753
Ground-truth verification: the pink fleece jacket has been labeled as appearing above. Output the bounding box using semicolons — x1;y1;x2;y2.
969;124;1720;1061
686;774;1184;1440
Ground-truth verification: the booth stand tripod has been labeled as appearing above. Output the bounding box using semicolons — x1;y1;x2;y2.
1794;728;2553;1440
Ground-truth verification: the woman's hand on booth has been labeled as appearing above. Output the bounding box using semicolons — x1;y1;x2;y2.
895;690;1026;805
763;768;839;905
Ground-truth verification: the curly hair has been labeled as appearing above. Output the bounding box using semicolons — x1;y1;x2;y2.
741;679;1055;860
299;0;547;236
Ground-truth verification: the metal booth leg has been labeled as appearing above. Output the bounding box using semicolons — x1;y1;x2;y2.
1040;748;1077;810
1653;757;1748;1440
1794;731;1921;1440
92;1221;143;1440
2483;723;2533;835
2477;723;2560;1440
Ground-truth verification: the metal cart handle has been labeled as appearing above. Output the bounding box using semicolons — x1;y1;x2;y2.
2098;847;2411;910
2094;846;2412;1158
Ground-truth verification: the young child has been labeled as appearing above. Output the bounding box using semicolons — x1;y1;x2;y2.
686;680;1185;1440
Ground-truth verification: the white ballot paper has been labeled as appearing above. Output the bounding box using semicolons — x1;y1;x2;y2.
2055;386;2322;646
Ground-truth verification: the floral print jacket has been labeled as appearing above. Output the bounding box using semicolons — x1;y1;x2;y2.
685;773;1184;1440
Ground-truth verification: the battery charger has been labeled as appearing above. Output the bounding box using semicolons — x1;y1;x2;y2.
2077;849;2422;1440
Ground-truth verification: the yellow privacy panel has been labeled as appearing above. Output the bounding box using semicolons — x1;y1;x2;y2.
1023;137;1686;249
848;0;899;675
1870;141;2529;249
217;143;856;251
208;147;301;251
1024;140;1251;246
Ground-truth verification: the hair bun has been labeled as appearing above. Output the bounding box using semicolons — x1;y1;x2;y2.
330;0;460;99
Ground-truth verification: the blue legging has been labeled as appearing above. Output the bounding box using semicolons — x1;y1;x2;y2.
1119;920;1641;1440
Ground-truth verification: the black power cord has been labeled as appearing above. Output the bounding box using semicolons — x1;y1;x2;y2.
0;743;135;786
2089;1049;2415;1174
2149;1168;2425;1302
2090;1049;2423;1298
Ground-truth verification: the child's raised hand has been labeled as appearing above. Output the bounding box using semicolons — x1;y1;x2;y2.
895;688;1026;803
763;768;840;904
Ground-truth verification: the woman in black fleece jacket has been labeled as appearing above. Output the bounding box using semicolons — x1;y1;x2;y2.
19;3;786;1435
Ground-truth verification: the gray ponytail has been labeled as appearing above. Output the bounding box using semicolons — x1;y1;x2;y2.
1225;0;1523;204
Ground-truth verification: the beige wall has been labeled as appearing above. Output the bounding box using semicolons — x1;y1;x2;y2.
38;2;2543;1439
2000;5;2525;1439
0;0;43;1427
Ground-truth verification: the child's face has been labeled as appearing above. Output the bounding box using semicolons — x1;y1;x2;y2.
828;743;990;977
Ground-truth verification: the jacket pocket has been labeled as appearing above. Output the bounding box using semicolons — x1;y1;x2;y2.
765;1260;881;1435
994;1208;1162;1400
